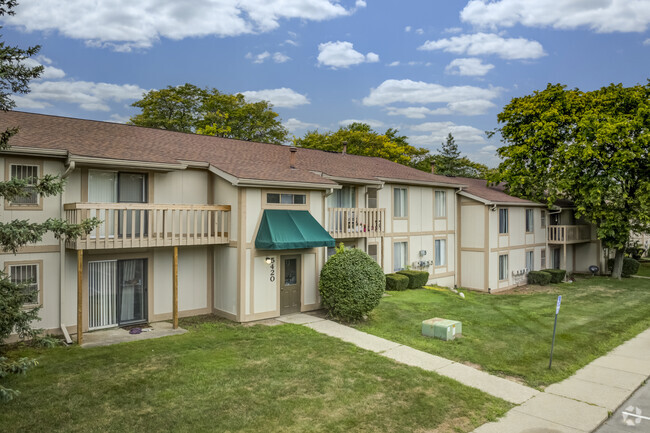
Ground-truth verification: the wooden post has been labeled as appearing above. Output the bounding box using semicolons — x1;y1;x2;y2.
77;249;83;345
173;246;179;329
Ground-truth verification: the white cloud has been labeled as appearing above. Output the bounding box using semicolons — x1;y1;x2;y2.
362;79;501;116
15;80;146;112
355;0;366;8
480;145;497;153
108;113;132;124
284;39;299;46
445;58;494;76
7;0;356;51
460;0;650;33
387;61;400;67
273;52;291;63
644;38;650;45
22;56;66;80
241;87;309;108
317;41;379;68
444;27;463;34
339;118;384;128
284;118;320;132
405;26;412;32
407;121;487;147
419;32;545;60
386;106;451;119
415;28;424;35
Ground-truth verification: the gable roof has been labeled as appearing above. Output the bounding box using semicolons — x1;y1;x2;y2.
437;176;545;206
0;111;463;189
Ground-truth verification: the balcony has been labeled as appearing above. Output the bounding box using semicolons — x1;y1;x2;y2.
547;225;592;244
327;207;385;239
64;203;230;250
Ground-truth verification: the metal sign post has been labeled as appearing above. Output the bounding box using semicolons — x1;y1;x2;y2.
549;295;562;369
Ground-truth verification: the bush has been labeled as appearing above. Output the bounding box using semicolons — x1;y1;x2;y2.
608;257;640;277
527;271;552;285
396;270;430;289
542;269;566;283
385;273;409;291
319;247;386;321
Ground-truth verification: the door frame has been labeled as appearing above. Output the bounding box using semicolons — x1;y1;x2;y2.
280;254;302;315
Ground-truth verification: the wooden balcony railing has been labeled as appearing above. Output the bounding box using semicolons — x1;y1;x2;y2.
547;225;592;244
327;208;385;239
64;203;230;250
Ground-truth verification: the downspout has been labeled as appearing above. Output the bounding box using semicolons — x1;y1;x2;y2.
59;159;75;343
454;187;464;288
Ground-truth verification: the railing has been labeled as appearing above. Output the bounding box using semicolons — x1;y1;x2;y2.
327;208;385;239
64;203;230;250
547;225;592;244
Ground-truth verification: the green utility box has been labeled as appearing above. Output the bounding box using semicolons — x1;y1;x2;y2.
422;318;462;341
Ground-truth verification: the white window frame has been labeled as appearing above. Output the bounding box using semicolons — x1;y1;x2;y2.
7;163;40;208
266;192;307;205
7;262;41;306
393;241;408;272
526;251;534;272
499;208;509;234
498;254;509;281
525;209;534;233
434;239;447;267
393;187;408;218
434;190;446;218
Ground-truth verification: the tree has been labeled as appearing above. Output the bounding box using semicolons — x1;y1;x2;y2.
129;84;289;144
488;82;650;279
293;122;428;165
410;134;494;179
0;0;98;401
436;133;462;175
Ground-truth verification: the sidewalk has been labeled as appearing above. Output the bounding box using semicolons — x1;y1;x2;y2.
278;313;650;433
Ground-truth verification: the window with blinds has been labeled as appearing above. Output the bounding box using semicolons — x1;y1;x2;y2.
393;241;408;271
435;239;447;266
498;254;508;281
434;191;446;217
394;188;407;218
9;263;40;305
499;208;509;234
10;164;39;205
525;209;534;232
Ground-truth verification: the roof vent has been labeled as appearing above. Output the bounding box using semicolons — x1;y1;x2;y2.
289;146;297;169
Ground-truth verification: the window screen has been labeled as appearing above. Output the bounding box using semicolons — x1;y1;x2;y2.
10;164;39;205
394;188;407;217
435;239;447;266
9;264;39;305
435;191;446;217
499;255;508;280
499;209;508;234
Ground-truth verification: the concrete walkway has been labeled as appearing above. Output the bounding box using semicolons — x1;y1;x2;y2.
277;313;539;404
278;313;650;433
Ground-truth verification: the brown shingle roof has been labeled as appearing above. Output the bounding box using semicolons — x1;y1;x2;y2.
0;111;464;188
439;176;543;205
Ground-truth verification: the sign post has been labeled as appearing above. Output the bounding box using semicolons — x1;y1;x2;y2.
549;295;562;369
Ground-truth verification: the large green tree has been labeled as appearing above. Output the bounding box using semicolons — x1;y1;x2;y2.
129;84;289;144
293;122;428;165
0;0;98;401
489;82;650;278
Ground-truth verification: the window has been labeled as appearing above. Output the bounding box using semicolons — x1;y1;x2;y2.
541;210;546;228
499;208;508;234
434;191;446;218
367;244;378;263
394;188;407;218
525;209;534;233
367;188;378;208
393;242;408;271
498;254;508;280
9;263;40;305
9;164;39;205
526;251;534;271
328;186;356;208
267;193;306;205
541;250;546;269
435;239;447;266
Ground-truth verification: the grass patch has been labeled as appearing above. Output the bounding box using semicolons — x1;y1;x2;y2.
354;276;650;388
2;316;510;433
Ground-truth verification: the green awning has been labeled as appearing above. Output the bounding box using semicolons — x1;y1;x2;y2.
255;209;335;250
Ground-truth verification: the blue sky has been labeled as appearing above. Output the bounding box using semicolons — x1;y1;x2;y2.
4;0;650;166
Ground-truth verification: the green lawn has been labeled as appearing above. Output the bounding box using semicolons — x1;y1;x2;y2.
2;316;510;433
354;276;650;388
637;261;650;277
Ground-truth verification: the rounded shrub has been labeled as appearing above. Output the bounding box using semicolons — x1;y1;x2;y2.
396;270;430;289
319;247;386;321
608;258;640;277
542;269;566;283
385;273;409;291
527;270;552;285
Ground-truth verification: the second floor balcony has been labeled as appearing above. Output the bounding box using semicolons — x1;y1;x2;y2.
327;207;385;239
64;203;231;250
547;225;592;244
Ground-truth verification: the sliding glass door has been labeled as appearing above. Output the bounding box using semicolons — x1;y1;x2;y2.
88;259;147;330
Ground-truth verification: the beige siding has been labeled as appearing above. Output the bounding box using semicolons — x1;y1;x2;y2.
153;246;208;315
253;254;278;314
214;246;237;315
154;169;208;205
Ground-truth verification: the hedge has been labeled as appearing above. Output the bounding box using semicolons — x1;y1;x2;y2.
527;271;552;285
396;270;430;289
542;269;566;283
319;247;386;321
608;258;640;277
385;273;409;291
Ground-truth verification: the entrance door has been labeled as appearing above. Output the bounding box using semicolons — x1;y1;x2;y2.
280;255;301;315
552;248;561;269
88;258;148;330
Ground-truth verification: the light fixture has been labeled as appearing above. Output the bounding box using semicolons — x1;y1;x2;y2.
265;257;272;264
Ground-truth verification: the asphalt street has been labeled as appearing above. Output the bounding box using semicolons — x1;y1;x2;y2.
595;380;650;432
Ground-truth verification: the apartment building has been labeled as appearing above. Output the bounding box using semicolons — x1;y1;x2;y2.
0;111;607;340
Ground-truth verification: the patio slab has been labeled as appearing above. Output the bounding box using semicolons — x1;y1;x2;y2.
277;313;326;325
81;321;186;348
